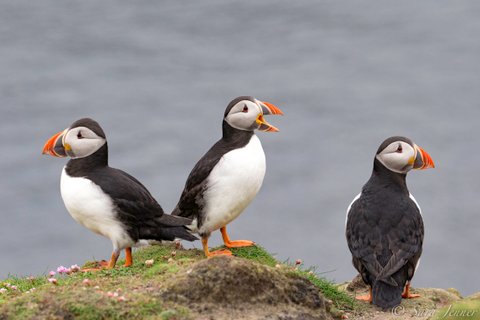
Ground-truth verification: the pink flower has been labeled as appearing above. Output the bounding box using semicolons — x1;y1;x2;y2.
57;266;68;274
49;271;56;277
70;265;80;273
48;278;58;285
82;279;92;286
295;259;302;266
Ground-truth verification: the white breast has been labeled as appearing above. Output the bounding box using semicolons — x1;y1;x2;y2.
198;135;266;235
60;167;133;250
345;192;361;229
409;193;422;217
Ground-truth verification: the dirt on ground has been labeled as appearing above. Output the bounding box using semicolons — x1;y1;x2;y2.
160;255;334;320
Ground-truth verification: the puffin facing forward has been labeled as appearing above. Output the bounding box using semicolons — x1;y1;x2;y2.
172;96;283;257
42;118;196;270
346;136;435;309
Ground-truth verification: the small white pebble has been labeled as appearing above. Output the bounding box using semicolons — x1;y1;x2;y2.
0;288;7;294
145;259;154;267
94;285;100;289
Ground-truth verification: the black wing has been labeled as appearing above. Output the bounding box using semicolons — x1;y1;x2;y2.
88;167;194;241
346;193;424;286
171;140;226;221
172;123;254;222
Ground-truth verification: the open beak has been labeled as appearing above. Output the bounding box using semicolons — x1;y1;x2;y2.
413;144;435;170
42;129;68;157
256;100;283;132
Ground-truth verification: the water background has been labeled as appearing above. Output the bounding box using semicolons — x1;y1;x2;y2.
1;1;479;295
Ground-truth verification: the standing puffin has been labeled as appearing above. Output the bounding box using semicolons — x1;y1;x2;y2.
345;136;435;309
172;96;283;257
42;118;196;270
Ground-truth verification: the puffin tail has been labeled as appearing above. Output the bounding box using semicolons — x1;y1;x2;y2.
372;279;403;310
157;226;198;242
156;213;193;227
139;214;198;242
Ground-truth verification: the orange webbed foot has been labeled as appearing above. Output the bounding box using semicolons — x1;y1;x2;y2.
82;251;120;271
224;240;255;248
207;249;233;257
220;226;255;248
81;260;109;272
402;283;420;299
355;294;372;302
356;288;373;303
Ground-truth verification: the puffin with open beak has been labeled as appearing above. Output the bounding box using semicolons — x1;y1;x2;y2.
172;96;283;257
42;118;196;270
345;136;435;309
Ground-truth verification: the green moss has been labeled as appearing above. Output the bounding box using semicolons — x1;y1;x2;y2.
229;245;278;267
303;272;356;310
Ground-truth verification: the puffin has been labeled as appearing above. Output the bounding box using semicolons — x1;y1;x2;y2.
172;96;283;257
345;136;435;309
42;118;196;270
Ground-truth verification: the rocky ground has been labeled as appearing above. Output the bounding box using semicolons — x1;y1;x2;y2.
338;275;480;320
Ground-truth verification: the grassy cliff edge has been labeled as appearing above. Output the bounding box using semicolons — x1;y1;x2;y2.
0;244;478;320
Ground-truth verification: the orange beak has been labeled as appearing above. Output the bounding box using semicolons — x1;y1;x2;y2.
260;101;284;115
413;145;435;170
42;130;67;157
256;100;283;132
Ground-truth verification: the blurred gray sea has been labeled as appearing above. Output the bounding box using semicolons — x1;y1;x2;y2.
1;1;479;295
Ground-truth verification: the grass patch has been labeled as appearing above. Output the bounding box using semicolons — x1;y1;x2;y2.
1;243;354;319
432;300;480;320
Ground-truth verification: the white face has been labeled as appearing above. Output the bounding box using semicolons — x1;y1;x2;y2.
63;126;106;159
224;100;262;131
376;141;416;174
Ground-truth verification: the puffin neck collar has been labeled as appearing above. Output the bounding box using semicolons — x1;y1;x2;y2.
65;143;109;176
222;120;254;142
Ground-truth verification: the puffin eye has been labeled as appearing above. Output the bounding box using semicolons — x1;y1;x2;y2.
242;105;248;113
396;144;402;153
77;131;84;139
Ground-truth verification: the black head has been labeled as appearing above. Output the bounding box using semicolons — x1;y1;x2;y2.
42;117;107;159
375;136;435;174
223;96;283;132
69;118;106;139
